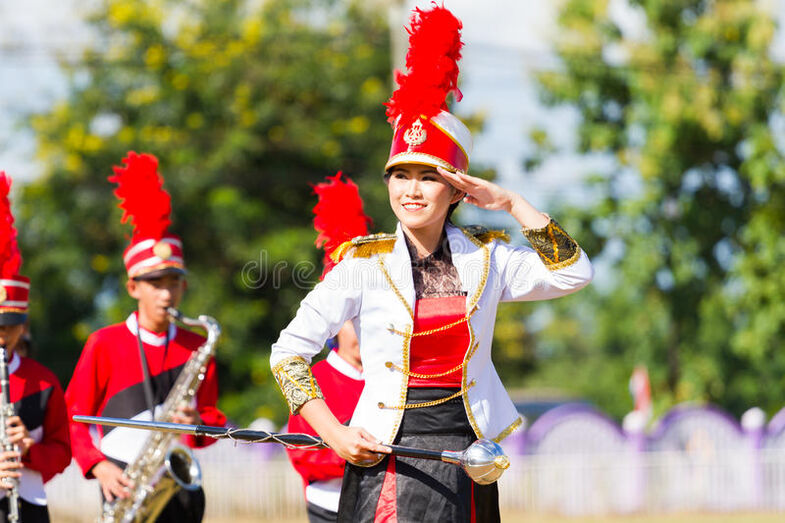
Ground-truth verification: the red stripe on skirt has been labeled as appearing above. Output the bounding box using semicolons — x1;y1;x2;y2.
471;481;476;523
374;457;398;522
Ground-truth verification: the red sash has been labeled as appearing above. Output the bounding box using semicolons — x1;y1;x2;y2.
408;295;470;388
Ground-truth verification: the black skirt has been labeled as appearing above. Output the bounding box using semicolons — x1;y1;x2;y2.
337;388;500;523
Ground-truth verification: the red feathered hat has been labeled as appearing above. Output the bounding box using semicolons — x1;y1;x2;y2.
0;172;29;326
385;4;472;173
312;172;371;279
109;152;186;280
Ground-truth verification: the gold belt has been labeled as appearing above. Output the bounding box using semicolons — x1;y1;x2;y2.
377;380;476;410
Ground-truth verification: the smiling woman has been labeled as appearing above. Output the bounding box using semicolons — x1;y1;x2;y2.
385;164;465;256
269;4;594;523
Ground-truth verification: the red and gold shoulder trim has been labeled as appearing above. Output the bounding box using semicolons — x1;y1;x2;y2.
462;225;510;245
330;233;397;263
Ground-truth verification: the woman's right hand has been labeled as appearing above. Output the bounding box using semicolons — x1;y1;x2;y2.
298;398;391;465
0;450;22;490
323;424;391;465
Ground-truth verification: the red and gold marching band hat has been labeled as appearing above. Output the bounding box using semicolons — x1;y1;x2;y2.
385;4;472;174
0;172;29;326
109;152;186;280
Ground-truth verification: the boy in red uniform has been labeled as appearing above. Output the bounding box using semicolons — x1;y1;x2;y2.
65;152;226;522
0;172;71;522
287;323;363;521
285;173;367;522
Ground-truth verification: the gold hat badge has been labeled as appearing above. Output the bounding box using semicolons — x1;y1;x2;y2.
403;119;427;147
153;241;172;260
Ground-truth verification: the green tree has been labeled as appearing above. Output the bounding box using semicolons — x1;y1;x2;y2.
19;0;393;425
529;0;785;418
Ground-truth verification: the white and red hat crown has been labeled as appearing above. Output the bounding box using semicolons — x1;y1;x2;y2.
0;172;29;324
109;152;186;279
385;5;472;173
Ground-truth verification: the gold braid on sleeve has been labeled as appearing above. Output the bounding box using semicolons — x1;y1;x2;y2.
272;356;324;414
522;218;581;271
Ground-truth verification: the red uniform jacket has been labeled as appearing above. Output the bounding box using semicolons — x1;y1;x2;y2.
3;352;71;504
286;350;364;486
65;313;226;477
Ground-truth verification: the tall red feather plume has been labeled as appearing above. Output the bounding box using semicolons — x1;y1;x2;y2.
385;3;464;127
0;172;22;278
312;172;371;279
108;151;172;241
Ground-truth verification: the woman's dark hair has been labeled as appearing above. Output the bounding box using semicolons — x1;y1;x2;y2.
447;200;461;221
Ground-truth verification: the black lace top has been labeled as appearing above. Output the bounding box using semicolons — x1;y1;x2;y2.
404;232;466;300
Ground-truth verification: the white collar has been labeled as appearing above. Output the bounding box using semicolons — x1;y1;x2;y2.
326;350;363;381
7;351;20;375
125;313;177;347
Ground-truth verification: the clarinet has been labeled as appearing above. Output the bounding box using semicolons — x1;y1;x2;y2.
0;346;20;522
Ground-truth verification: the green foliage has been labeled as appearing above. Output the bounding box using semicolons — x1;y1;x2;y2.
531;0;785;419
20;0;392;426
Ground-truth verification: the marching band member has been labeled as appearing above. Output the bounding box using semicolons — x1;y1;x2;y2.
270;5;594;521
65;152;226;522
285;174;367;522
287;321;363;522
0;172;71;522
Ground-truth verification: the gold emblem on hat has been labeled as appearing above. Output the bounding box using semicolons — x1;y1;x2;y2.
153;241;172;260
0;287;6;303
403;119;427;147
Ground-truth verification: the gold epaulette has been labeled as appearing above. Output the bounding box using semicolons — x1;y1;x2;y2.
330;233;397;263
462;225;511;245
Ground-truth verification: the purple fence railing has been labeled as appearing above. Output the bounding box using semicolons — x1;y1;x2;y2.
492;401;785;514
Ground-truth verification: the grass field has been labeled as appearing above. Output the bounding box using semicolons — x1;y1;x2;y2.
500;512;785;523
52;506;785;522
194;512;785;522
54;512;785;522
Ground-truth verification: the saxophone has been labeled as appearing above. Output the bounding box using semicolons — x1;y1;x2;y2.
101;308;221;523
0;346;21;522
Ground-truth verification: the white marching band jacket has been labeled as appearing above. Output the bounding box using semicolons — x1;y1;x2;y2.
271;220;593;463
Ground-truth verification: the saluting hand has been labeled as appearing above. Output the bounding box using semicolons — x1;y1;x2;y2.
437;166;550;229
437;167;516;212
6;416;34;456
0;449;22;490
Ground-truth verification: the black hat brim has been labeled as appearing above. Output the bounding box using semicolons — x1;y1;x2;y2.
132;267;187;281
0;312;27;326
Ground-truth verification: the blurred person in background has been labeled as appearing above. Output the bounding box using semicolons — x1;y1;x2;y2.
287;321;363;522
270;5;594;522
286;173;368;522
0;172;71;522
65;153;225;522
